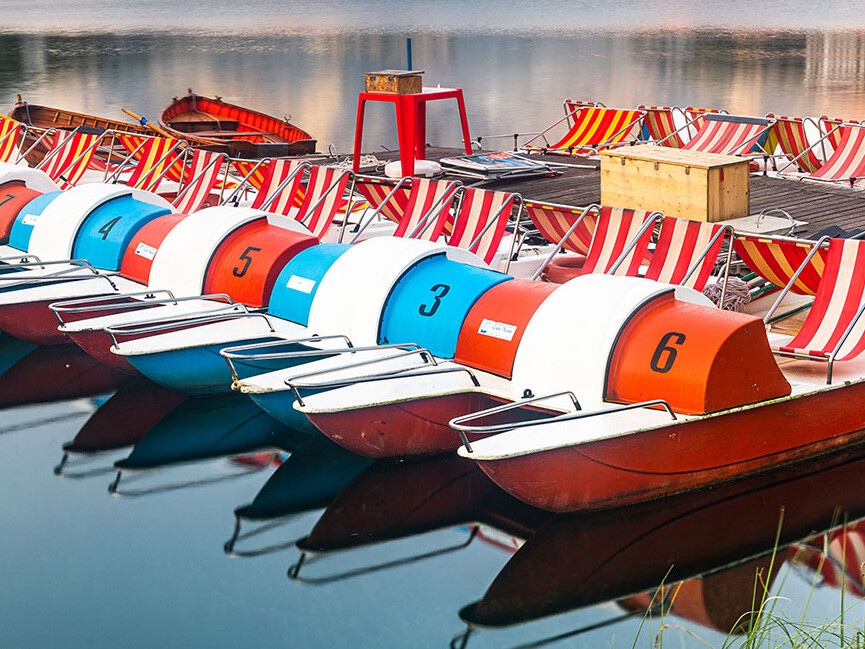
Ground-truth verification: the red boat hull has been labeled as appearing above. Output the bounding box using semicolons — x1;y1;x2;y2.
0;298;91;346
66;329;138;374
474;380;865;512
307;392;557;458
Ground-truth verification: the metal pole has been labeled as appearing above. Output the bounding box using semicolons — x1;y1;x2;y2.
406;38;412;70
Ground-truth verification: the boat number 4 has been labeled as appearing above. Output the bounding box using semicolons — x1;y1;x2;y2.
98;217;122;240
419;284;450;317
233;246;261;278
650;332;686;373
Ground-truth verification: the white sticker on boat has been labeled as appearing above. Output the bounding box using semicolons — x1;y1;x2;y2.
134;242;157;260
287;275;315;294
21;214;40;226
478;319;517;341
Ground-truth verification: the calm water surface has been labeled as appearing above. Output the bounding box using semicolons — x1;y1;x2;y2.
4;3;865;646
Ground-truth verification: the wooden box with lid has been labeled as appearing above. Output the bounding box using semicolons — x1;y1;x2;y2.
364;70;424;95
600;144;750;222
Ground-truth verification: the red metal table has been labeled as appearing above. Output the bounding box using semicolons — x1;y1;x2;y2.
352;86;472;177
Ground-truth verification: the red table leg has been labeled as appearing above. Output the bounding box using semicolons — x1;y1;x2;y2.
395;95;417;177
455;91;472;154
352;97;367;173
414;100;427;161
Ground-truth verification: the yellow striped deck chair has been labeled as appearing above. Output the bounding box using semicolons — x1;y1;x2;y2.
0;115;24;163
765;114;823;173
638;105;685;148
37;130;102;189
524;106;646;157
114;134;184;190
562;99;603;127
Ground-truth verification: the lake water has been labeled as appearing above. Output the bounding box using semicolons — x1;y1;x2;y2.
4;3;865;646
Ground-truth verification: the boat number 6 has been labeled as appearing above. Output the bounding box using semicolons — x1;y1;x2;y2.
419;284;450;317
233;246;261;278
650;332;686;373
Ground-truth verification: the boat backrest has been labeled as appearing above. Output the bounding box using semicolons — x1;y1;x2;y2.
7;190;63;252
172;149;227;213
0;180;44;244
38;130;102;189
808;124;865;183
643;217;729;291
448;187;516;265
733;234;826;295
119;212;189;285
524;200;596;255
267;244;351;326
683;114;773;156
0;115;24;163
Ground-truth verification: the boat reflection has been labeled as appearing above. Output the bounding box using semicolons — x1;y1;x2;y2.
288;455;550;584
108;394;309;496
54;378;188;478
225;436;374;556
0;337;128;409
455;448;865;647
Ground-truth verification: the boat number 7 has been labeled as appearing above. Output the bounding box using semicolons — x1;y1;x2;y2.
650;332;686;373
419;284;450;317
0;193;14;208
233;246;261;278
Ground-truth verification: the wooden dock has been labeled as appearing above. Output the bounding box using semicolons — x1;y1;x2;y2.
361;148;865;238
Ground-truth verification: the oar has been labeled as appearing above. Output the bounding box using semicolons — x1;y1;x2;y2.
121;108;176;139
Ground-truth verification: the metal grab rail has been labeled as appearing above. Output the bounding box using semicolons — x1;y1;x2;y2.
450;395;677;453
50;292;237;326
104;307;271;348
0;258;101;273
0;262;119;291
0;254;41;264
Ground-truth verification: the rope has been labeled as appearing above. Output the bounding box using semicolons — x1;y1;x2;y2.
702;277;752;311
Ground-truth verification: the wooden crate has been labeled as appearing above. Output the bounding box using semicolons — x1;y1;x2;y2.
364;70;424;95
600;145;750;222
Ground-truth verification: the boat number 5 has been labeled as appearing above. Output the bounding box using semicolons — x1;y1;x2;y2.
419;284;450;317
233;246;261;278
650;332;686;373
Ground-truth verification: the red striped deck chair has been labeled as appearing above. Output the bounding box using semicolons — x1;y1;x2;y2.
772;238;865;383
393;178;461;241
355;177;410;224
250;159;307;214
766;115;823;173
112;134;184;190
0;115;24;163
171;149;227;213
293;166;355;240
734;234;827;296
531;205;660;280
524;107;645;157
448;188;520;265
820;116;850;150
524;200;596;255
37;130;102;189
638;106;685;148
643;218;732;291
806;125;865;186
683;114;774;156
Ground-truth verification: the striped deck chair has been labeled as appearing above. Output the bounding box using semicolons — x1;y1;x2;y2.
683;114;774;156
733;234;827;296
171;149;227;213
111;134;184;190
638;106;685;148
448;188;521;265
250;159;307;215
820;116;850;150
355;177;410;224
765;115;823;173
563;99;603;127
291;166;356;240
36;130;102;189
643;218;732;291
684;107;725;138
523;106;646;157
531;205;660;280
0;115;24;163
805;125;865;187
771;238;865;383
524;200;596;255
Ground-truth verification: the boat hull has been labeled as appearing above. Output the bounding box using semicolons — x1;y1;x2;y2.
474;380;865;513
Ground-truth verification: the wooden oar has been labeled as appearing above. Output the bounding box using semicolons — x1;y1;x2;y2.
121;108;177;139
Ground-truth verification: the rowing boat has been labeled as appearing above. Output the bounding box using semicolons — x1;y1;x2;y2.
160;91;316;157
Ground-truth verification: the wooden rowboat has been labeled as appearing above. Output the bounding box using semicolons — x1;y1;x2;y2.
159;91;317;158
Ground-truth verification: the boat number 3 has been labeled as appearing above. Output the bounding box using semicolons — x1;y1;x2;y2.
233;246;261;278
0;193;14;208
98;216;122;240
419;284;450;317
650;332;686;373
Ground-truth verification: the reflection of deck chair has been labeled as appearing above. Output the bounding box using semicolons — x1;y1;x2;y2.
768;237;865;383
644;217;733;292
523;106;646;157
638;106;685;148
108;134;185;191
683;114;775;156
171;149;228;213
36;129;103;189
0;115;25;163
531;205;661;280
351;177;460;242
448;187;522;267
764;115;823;173
783;124;865;187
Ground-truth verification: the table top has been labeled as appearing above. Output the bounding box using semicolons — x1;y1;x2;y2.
360;86;462;100
601;143;748;169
